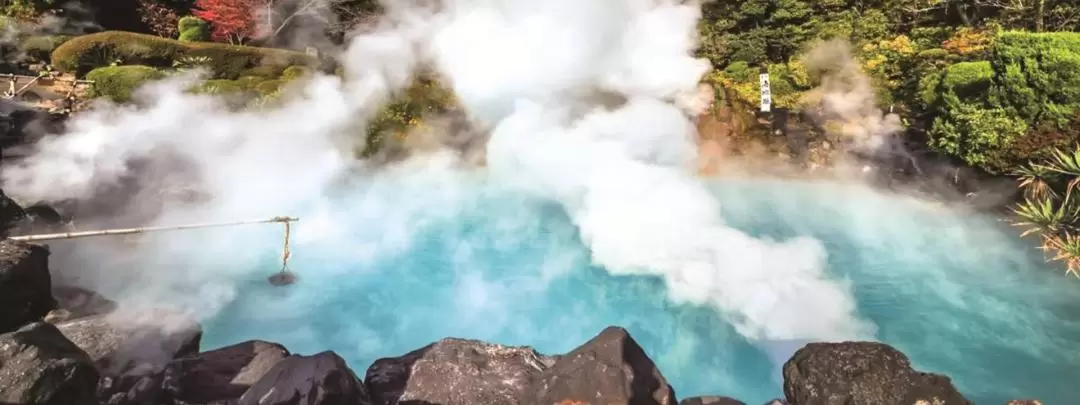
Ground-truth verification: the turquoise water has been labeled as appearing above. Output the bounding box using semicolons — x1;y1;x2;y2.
200;174;1080;405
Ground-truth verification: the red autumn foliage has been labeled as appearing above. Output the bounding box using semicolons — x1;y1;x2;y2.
192;0;259;43
137;0;181;38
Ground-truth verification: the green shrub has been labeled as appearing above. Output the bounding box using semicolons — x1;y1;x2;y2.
923;31;1080;173
238;65;286;79
722;61;755;82
281;65;310;81
361;76;458;157
940;61;993;102
255;79;285;96
52;31;316;79
86;65;167;103
927;103;1028;171
18;35;70;62
988;31;1080;126
177;16;209;42
188;75;288;99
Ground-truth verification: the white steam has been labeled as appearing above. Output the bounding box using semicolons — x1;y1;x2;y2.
801;39;904;155
424;0;877;342
1;0;878;345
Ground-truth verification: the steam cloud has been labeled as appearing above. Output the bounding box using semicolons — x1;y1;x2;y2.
800;39;904;156
1;0;878;348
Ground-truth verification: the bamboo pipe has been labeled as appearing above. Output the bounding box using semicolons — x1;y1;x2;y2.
8;216;299;242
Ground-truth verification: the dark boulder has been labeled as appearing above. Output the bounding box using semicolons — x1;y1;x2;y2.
680;396;746;405
0;322;100;405
0;238;56;333
56;308;202;376
527;326;677;405
162;340;291;404
782;342;971;405
365;337;557;405
238;351;372;405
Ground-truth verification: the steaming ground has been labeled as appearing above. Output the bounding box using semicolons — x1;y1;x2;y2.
139;166;1072;405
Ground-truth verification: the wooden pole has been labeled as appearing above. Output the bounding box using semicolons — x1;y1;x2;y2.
8;216;299;242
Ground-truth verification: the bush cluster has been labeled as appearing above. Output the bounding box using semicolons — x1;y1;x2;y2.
177;16;209;42
86;65;167;102
922;31;1080;173
51;31;316;78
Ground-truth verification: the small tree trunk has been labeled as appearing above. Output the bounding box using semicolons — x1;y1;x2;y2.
1036;0;1046;32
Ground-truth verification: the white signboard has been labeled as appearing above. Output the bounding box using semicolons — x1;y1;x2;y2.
759;73;771;112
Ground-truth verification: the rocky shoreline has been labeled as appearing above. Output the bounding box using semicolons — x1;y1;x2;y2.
0;234;1048;405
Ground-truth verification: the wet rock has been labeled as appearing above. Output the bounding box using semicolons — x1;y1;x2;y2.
680;396;746;405
782;342;971;405
56;308;202;376
0;238;56;333
366;337;557;405
238;351;372;405
0;322;100;405
162;340;291;404
52;285;118;320
528;326;677;405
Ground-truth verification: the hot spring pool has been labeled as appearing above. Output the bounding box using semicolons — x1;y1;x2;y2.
195;175;1080;404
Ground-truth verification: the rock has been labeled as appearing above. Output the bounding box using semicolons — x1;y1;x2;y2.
98;372;165;405
762;400;787;405
782;342;971;405
56;308;202;376
680;396;746;405
366;337;556;405
238;351;372;405
0;238;56;333
0;188;26;236
44;309;72;324
1005;401;1042;405
52;285;118;320
0;322;100;405
528;326;677;405
162;340;291;404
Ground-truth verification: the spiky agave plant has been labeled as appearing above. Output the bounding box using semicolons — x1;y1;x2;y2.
1012;194;1078;238
1045;232;1080;277
1046;148;1080;193
1012;144;1080;277
1013;163;1058;201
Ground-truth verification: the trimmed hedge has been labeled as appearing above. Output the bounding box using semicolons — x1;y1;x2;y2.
52;31;316;78
177;16;209;42
86;65;167;103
